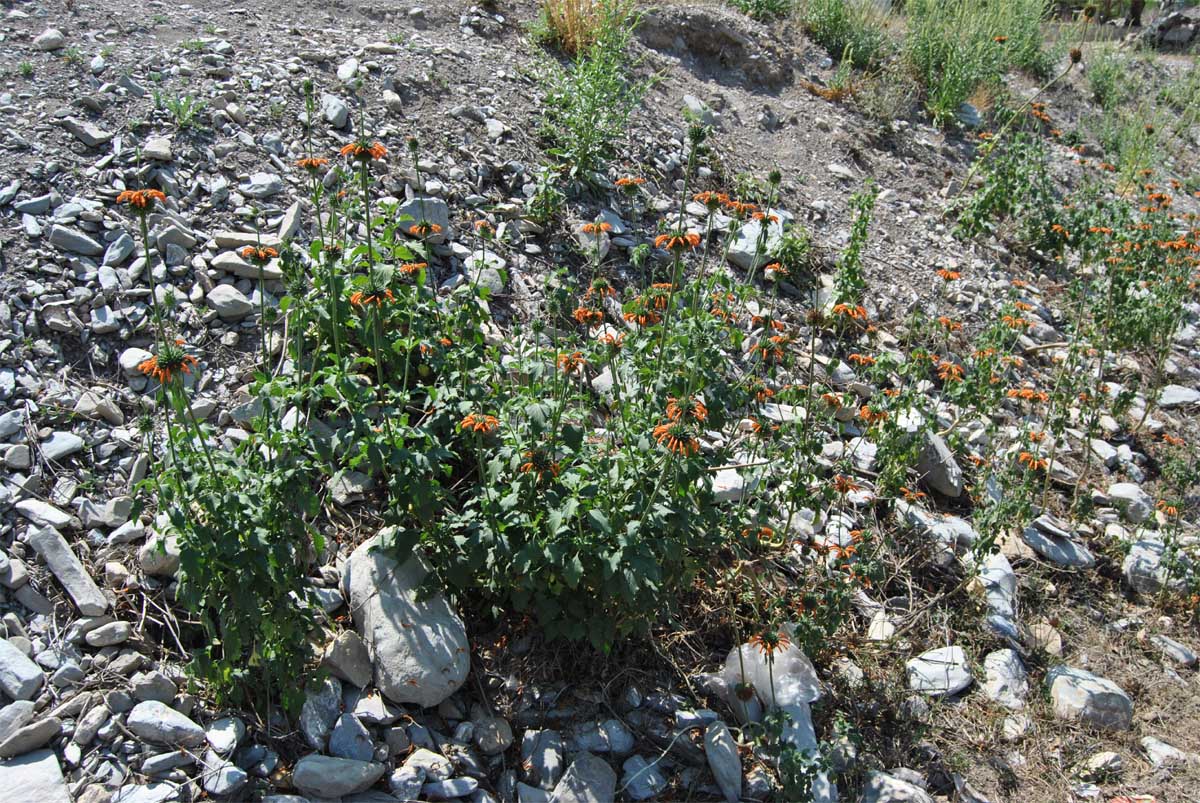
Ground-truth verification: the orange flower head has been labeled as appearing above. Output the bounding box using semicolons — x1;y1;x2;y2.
833;475;862;495
937;360;963;382
585;278;615;300
580;221;613;235
748;628;791;656
399;262;427;276
116;189;167;212
474;220;495;238
296;157;330;172
138;340;198;385
408;221;443;238
666;396;707;424
340;140;387;161
460;412;499;435
598;331;625;350
573;306;604;326
847;353;875;367
936;268;961;281
349;289;395;308
520;448;560;482
1156;500;1179;518
240;245;279;264
615;176;645;191
653;420;700;456
655;230;701;253
693;190;726;212
557;350;586;373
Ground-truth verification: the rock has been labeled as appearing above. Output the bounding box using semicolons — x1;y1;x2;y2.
0;716;62;758
321;93;350;128
48;225;104;256
620;755;667;800
1158;384;1200;408
337;57;360;83
1080;750;1122;779
34;29;65;51
323;631;373;689
85;621;132;647
396;197;451;244
1150;634;1197;667
722;640;821;707
1106;482;1153;523
404;748;453;780
703;721;741;803
917;432;963;497
238;172;284;199
201;749;248;797
0;749;71;803
206;285;254;320
982;649;1028;710
906;646;972;697
342;533;469;708
143;137;173;161
329;713;375;762
291;755;385;799
1020;515;1095;569
473;716;513;756
60;118;113;148
570;719;634;755
74;392;124;425
390;764;426;799
521;729;563;789
1046;666;1132;730
138;533;181;577
40;431;85;461
550;752;616;803
28;527;109;615
727;216;784;271
126;701;206;746
1028;621;1063;656
299;676;342;750
1141;736;1188;768
861;771;935;803
0;639;44;701
422;777;479;799
205;717;244;755
131;670;176;703
15;500;75;529
1123;536;1186;595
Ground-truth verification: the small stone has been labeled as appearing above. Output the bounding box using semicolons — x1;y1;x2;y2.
143;137;173;161
906;646;972;697
34;29;65;51
49;225;103;255
205;716;245;755
1141;736;1188;768
329;713;374;762
299;676;342;750
1150;634;1198;667
84;621;132;647
861;771;935;803
1106;482;1153;523
703;721;741;803
206;285;254;320
291;755;385;799
323;631;372;688
0;639;44;701
41;431;85;461
550;752;616;803
1046;666;1133;730
0;716;62;758
620;755;667;800
473;716;513;756
982;649;1028;710
422;777;479;800
126;701;205;746
0;749;71;803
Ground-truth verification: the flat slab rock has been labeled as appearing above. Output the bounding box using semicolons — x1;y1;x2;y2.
861;771;935;803
1020;515;1096;569
27;526;109;615
291;754;385;798
342;532;469;708
0;749;71;803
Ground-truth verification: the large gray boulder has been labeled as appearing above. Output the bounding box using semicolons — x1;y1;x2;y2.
342;533;469;708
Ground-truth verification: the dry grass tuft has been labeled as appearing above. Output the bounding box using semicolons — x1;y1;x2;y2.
541;0;607;56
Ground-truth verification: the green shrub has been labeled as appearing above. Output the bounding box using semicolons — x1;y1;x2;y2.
1086;44;1130;109
728;0;794;21
539;0;650;180
797;0;892;69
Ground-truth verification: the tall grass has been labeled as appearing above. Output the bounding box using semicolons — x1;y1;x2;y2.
797;0;893;69
540;0;607;56
903;0;1054;125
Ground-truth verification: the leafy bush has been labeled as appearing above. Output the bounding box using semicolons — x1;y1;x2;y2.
1087;44;1130;109
728;0;794;22
797;0;893;69
539;0;650;180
